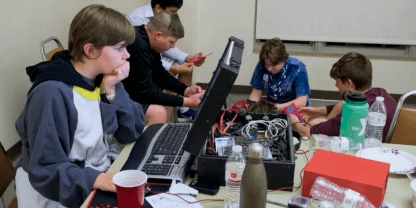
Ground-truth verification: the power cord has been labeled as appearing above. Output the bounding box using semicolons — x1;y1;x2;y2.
267;198;288;206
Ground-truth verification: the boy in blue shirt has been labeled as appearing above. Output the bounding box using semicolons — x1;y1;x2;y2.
249;38;311;112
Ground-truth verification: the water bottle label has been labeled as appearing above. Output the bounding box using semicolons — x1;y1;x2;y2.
342;189;360;208
368;112;386;126
226;171;243;182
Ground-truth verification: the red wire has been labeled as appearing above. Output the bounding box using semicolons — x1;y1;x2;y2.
211;124;218;147
219;108;238;134
148;182;171;186
165;192;224;203
267;150;310;192
86;189;97;208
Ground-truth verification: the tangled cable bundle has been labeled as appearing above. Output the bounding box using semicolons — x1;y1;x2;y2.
240;118;288;142
238;118;289;160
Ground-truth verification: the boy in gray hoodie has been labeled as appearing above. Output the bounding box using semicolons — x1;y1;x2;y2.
14;4;146;208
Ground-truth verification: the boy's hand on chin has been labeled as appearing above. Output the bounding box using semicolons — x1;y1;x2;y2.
102;62;130;94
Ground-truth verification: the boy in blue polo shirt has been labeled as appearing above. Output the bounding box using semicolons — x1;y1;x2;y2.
249;38;311;112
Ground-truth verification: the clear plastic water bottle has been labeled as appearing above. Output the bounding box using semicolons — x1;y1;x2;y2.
225;145;246;208
310;135;362;153
310;177;376;208
364;96;387;148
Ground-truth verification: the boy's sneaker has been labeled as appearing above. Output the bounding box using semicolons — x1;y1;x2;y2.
177;108;196;122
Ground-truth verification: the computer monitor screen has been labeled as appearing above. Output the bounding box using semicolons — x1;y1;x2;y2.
183;36;244;156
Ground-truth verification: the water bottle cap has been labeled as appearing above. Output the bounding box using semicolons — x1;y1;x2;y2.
248;143;263;158
376;96;384;102
232;145;242;153
347;92;367;102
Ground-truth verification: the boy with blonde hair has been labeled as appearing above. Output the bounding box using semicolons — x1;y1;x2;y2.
127;0;206;121
123;11;204;126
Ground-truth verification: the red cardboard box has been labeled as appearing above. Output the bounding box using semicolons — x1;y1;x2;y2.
302;149;390;207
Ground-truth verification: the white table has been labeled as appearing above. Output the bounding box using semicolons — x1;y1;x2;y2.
81;140;416;208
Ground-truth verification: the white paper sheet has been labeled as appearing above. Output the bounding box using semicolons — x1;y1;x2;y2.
146;193;203;208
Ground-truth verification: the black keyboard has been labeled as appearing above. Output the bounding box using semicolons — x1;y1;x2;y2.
139;123;193;182
151;124;190;155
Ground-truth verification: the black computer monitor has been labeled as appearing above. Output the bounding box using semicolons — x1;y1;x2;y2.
183;36;244;156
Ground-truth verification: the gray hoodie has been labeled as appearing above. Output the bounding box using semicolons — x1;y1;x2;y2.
15;50;145;208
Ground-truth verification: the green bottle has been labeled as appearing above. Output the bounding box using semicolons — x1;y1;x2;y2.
339;92;369;148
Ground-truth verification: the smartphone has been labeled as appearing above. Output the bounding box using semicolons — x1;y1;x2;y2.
188;180;220;195
189;52;213;63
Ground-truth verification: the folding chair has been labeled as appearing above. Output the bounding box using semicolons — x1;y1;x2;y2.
385;89;416;145
40;36;64;61
0;142;17;208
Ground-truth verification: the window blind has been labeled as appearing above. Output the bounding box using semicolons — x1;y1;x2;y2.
255;0;416;45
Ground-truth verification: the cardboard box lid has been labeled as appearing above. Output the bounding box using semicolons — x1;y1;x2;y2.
305;149;390;188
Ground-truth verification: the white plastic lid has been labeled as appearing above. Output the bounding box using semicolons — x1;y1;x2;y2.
232;145;242;153
376;96;384;102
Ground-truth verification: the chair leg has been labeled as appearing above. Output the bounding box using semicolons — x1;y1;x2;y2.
2;196;6;208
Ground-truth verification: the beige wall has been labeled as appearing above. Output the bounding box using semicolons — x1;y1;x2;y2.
1;0;414;150
0;0;142;150
191;0;416;95
0;0;94;150
0;0;198;150
175;0;198;56
93;0;145;14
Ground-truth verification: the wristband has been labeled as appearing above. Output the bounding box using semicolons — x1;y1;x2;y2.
106;93;115;101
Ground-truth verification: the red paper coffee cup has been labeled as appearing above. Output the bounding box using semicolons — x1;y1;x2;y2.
113;170;147;208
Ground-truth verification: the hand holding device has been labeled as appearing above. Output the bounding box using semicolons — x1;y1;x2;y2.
189;52;213;64
183;92;204;109
283;103;305;122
